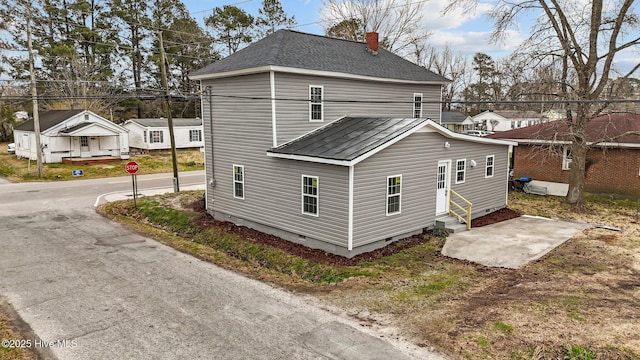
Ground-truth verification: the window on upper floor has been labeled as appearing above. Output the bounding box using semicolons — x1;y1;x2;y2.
456;159;466;184
233;165;244;199
485;155;495;178
386;175;402;216
190;129;202;142
413;93;423;117
562;146;572;170
309;86;323;122
302;175;319;216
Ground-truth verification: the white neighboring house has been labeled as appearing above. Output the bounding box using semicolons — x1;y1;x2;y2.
123;118;204;150
13;109;129;163
472;110;544;132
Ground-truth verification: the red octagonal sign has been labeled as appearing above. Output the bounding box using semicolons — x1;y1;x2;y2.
125;161;139;174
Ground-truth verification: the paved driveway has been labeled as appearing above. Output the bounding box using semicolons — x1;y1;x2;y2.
441;216;590;269
0;209;445;360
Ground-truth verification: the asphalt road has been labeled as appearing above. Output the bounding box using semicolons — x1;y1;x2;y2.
0;173;447;359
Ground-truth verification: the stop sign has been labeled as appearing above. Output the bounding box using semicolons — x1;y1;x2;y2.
125;161;139;174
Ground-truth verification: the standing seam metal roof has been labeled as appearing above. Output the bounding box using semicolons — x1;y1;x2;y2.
191;30;450;83
268;117;430;161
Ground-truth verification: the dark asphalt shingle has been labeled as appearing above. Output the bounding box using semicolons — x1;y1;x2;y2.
268;117;430;161
191;30;450;83
14;110;84;132
127;118;202;127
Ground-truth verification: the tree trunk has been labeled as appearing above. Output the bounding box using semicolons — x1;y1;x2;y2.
566;104;589;205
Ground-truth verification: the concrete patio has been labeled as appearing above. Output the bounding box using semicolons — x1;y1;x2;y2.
441;215;591;269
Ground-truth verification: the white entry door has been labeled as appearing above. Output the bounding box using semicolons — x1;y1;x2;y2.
80;136;91;157
436;160;451;215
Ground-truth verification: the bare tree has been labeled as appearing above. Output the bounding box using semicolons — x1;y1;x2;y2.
420;44;470;111
321;0;429;55
447;0;640;205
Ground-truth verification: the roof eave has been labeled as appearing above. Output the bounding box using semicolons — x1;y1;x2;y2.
190;65;451;85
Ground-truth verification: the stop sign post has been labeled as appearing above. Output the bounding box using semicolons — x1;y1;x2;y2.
126;161;139;207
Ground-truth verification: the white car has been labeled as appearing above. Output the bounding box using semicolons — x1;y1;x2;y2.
7;143;15;154
463;130;494;137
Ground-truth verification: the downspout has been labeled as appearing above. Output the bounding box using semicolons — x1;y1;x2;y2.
206;85;215;189
348;165;354;251
270;71;277;147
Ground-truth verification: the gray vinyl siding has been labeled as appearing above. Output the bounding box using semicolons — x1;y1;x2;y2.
352;131;509;247
274;72;442;145
448;142;510;218
202;74;349;247
352;132;435;247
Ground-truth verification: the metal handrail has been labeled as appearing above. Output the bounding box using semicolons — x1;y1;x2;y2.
449;189;472;230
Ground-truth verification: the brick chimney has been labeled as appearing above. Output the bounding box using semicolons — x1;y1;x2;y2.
365;32;379;54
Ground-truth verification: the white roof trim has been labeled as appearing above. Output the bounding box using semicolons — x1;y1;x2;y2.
509;138;640;148
267;119;517;167
190;65;450;85
58;122;120;136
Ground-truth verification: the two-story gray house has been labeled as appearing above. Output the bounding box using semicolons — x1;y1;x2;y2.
190;30;515;258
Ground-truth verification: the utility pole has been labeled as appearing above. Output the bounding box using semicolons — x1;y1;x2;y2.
158;31;180;192
26;6;43;178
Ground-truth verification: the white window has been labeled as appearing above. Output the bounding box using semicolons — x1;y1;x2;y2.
233;165;244;199
485;155;495;178
302;175;319;216
455;159;466;184
150;130;163;144
562;146;572;170
143;130;147;143
190;129;202;142
386;175;402;216
413;93;423;117
309;86;323;122
22;134;30;150
80;136;89;147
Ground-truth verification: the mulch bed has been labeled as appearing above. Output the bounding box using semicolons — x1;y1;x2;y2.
187;200;521;267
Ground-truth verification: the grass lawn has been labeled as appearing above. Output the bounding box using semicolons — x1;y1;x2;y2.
95;191;640;359
0;142;204;181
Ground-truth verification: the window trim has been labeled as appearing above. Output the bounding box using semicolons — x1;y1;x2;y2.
149;130;163;144
386;174;402;216
309;85;324;122
301;175;319;216
413;93;423;118
190;129;202;142
233;165;245;200
485;155;495;178
455;159;466;184
143;130;147;143
562;146;572;170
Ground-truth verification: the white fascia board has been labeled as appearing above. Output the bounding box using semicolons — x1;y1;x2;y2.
514;138;640;148
190;65;451;85
420;121;518;146
265;151;352;166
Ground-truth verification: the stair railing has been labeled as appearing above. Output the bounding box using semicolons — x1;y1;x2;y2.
449;189;472;230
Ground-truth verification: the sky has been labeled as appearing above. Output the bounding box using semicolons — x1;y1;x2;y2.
182;0;639;75
182;0;522;59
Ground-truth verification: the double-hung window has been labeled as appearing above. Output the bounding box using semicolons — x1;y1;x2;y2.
302;176;318;216
233;165;244;199
309;86;323;122
386;175;402;216
456;159;466;184
485;155;495;178
413;93;423;117
190;129;202;142
143;130;147;143
562;146;572;170
150;130;163;144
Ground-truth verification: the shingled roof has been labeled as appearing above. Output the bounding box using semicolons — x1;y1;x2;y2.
14;109;84;132
489;112;640;145
191;30;449;83
126;118;202;127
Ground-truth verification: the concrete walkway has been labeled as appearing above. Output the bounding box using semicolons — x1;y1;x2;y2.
441;215;590;269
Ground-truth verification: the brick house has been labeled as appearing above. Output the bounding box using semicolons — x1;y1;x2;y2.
490;112;640;196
